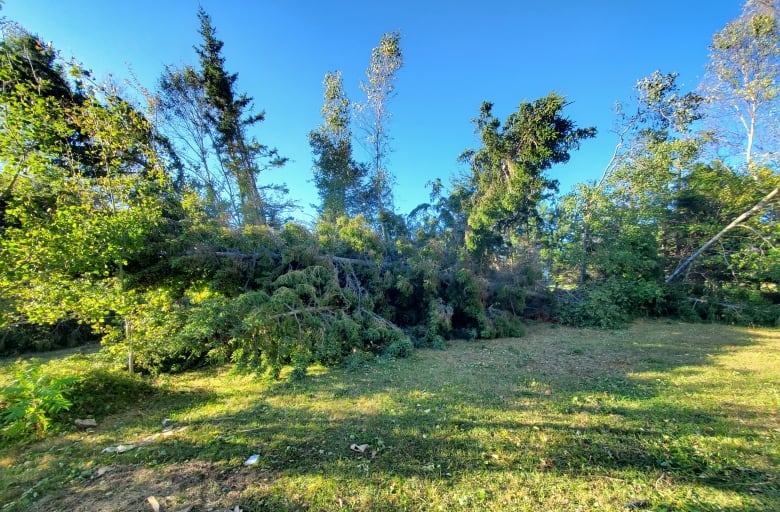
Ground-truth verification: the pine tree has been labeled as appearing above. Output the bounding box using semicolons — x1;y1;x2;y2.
194;8;286;226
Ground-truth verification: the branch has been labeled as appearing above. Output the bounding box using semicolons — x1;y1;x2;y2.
212;250;256;259
665;186;779;283
268;305;337;320
360;307;402;331
524;289;551;301
686;297;740;311
331;256;375;267
733;223;776;250
206;250;375;268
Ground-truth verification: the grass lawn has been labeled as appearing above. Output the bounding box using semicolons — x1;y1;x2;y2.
1;320;778;511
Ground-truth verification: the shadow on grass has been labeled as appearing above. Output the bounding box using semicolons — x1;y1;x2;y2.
9;322;779;511
146;396;776;511
218;322;776;509
66;368;160;421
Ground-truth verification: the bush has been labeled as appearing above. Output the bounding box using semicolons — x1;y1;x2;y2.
447;268;488;334
558;285;629;329
290;353;310;381
657;284;780;327
343;350;376;371
451;327;478;341
105;287;249;374
68;368;157;419
1;362;78;441
486;307;526;338
695;290;780;326
428;299;453;339
384;338;414;359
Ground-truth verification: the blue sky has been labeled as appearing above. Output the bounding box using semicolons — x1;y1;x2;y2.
4;0;743;222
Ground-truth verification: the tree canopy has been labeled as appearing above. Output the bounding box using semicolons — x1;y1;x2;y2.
0;2;777;373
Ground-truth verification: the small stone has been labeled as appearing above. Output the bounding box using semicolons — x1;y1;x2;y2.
102;443;136;454
75;418;97;429
94;466;114;478
625;499;650;510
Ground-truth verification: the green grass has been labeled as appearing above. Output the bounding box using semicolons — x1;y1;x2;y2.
1;320;778;511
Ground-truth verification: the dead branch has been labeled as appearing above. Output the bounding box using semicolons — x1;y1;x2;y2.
686;296;740;311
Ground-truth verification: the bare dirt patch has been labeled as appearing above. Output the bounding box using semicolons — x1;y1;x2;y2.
27;461;278;512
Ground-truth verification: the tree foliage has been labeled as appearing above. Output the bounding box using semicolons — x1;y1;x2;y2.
551;14;780;328
458;94;596;262
0;23;180;371
357;31;403;231
157;9;288;228
703;0;780;172
1;2;778;386
309;71;368;220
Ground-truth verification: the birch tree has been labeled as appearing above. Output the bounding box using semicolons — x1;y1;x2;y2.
666;0;780;284
357;31;403;230
702;0;780;173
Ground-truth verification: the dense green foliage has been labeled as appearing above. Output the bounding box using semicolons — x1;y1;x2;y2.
0;1;778;378
0;361;77;440
309;71;367;220
457;94;596;261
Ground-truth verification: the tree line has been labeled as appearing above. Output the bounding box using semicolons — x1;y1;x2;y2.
0;1;777;374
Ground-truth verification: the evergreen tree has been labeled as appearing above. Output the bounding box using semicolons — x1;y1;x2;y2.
158;64;239;223
194;8;287;226
458;94;595;264
309;71;368;220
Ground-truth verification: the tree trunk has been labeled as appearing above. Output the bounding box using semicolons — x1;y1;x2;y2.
125;317;134;375
580;221;590;284
665;186;778;283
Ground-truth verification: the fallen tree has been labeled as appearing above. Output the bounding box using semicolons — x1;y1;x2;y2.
666;186;778;283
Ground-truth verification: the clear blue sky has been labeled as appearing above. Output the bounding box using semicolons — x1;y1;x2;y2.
3;0;744;222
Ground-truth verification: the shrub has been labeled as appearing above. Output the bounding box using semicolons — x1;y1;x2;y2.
384;338;414;359
556;277;664;329
486;307;526;338
428;299;454;339
1;362;78;441
0;321;99;357
658;283;780;327
696;289;780;326
68;368;157;419
290;352;310;381
105;287;249;374
558;284;629;329
343;350;376;371
447;268;488;334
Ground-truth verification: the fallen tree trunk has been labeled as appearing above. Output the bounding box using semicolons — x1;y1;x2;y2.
209;250;375;268
665;186;778;283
